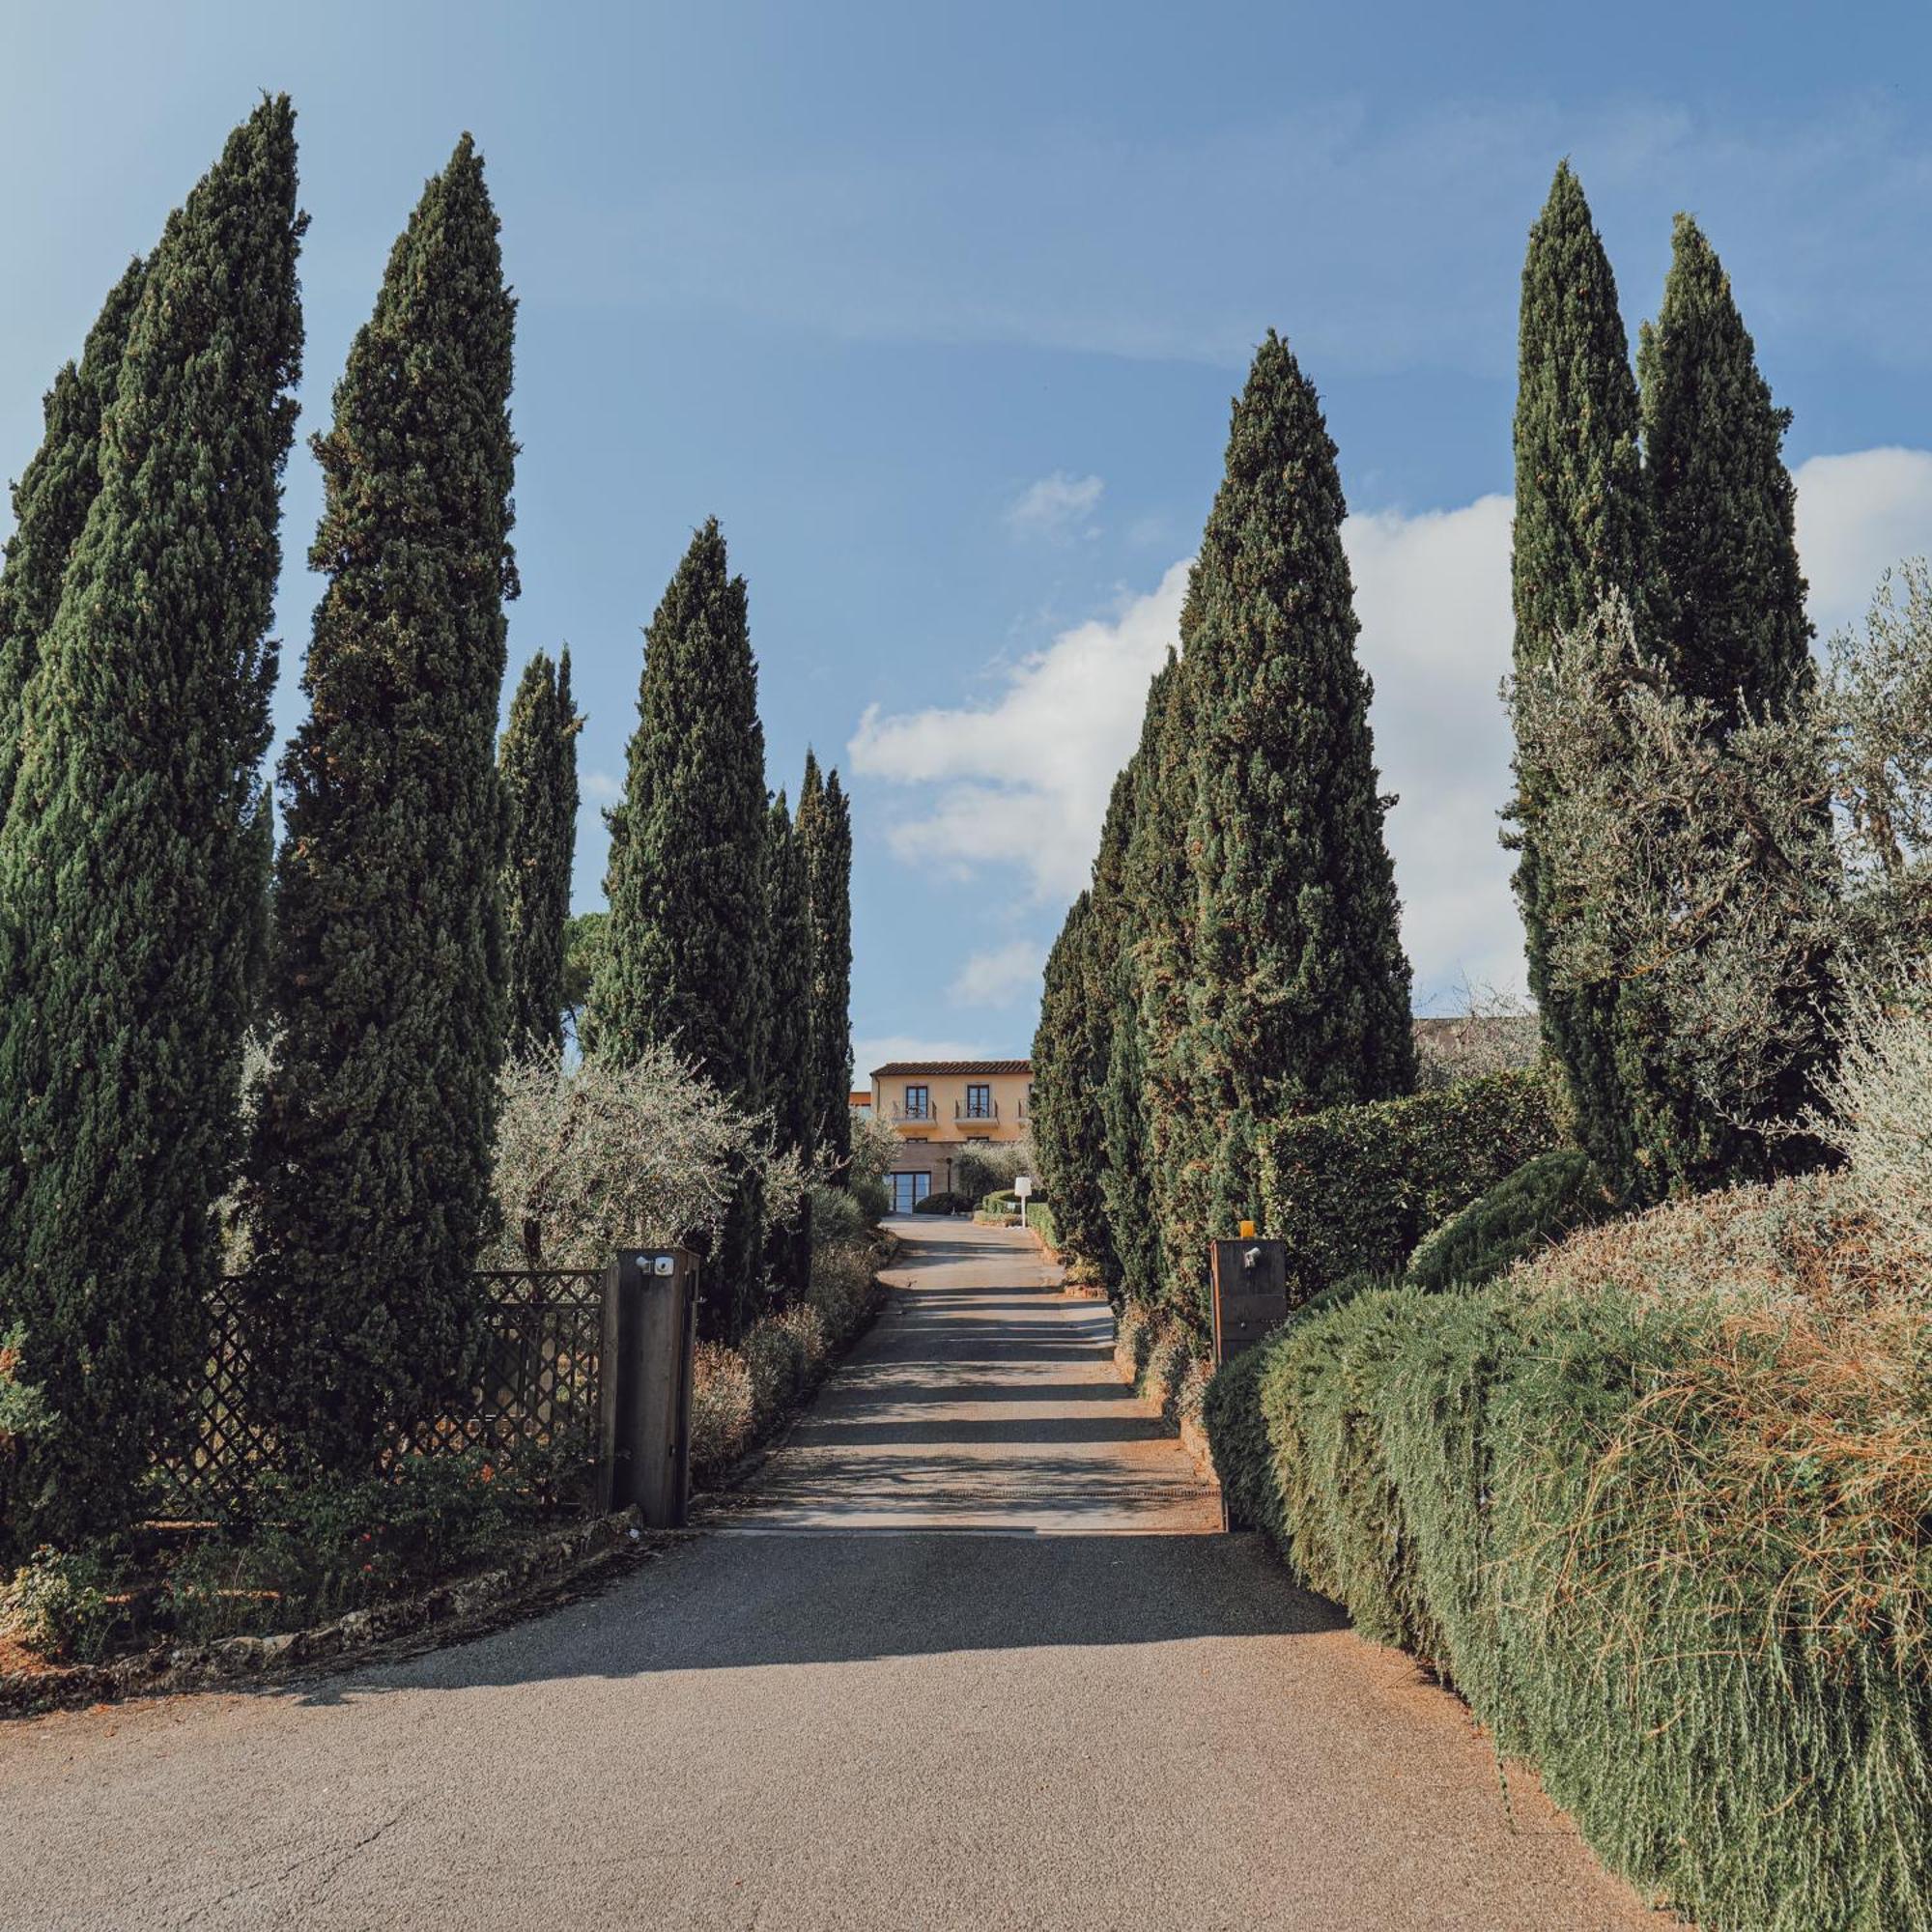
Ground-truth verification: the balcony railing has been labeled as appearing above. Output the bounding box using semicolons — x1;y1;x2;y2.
954;1098;999;1123
890;1104;936;1126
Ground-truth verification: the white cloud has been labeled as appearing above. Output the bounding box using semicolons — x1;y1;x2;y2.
948;939;1047;1009
856;449;1932;1018
1005;471;1104;543
852;1036;996;1082
582;769;624;802
1792;448;1932;637
848;558;1190;899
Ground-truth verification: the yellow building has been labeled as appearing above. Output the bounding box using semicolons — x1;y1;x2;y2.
869;1058;1032;1213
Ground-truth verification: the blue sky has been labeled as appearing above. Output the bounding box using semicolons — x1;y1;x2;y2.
3;1;1930;1074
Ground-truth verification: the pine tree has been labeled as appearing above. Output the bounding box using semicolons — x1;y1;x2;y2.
797;752;854;1183
499;647;580;1057
250;134;517;1471
0;255;147;837
1180;331;1415;1267
1639;214;1813;724
1510;163;1662;1200
0;99;303;1548
591;520;770;1335
763;789;816;1296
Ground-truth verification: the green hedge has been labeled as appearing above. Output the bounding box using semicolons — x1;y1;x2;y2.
1025;1202;1059;1248
1255;1068;1562;1300
1206;1283;1932;1929
1405;1149;1611;1292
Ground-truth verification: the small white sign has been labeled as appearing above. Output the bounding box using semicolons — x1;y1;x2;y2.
1014;1176;1033;1199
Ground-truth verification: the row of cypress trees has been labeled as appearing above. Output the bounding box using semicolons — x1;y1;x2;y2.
1033;333;1415;1329
0;103;853;1550
585;517;854;1339
1035;161;1826;1320
1510;165;1821;1204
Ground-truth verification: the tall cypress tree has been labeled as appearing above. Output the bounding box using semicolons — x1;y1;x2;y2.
797;752;854;1183
250;134;517;1471
1096;655;1175;1306
591;520;770;1335
1632;213;1830;1185
0;99;303;1548
1181;331;1415;1264
1131;626;1207;1319
0;255;148;836
763;789;816;1296
1510;163;1662;1200
499;646;580;1057
1032;891;1115;1280
1639;214;1812;724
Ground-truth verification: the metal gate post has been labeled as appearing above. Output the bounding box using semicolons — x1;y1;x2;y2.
596;1246;699;1526
1208;1231;1290;1533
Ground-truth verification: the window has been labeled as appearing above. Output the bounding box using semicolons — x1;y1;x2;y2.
903;1084;929;1120
965;1082;992;1119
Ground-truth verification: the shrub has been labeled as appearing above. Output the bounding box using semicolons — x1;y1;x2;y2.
1405;1149;1611;1292
1026;1203;1059;1250
743;1317;810;1428
688;1341;754;1481
807;1235;879;1344
851;1174;890;1226
1205;1169;1932;1931
5;1544;132;1663
1255;1068;1563;1300
807;1181;865;1246
912;1190;971;1215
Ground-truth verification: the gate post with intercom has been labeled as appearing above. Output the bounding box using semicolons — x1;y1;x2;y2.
1208;1225;1290;1531
597;1246;698;1526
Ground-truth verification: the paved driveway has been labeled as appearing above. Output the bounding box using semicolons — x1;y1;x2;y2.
0;1218;1664;1930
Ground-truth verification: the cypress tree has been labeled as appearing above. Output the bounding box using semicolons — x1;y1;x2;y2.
797;752;854;1183
763;789;816;1296
1639;214;1813;725
1509;163;1662;1200
0;254;147;836
250;134;518;1471
499;646;581;1058
590;520;770;1335
1130;628;1207;1321
0;99;303;1548
1032;893;1115;1276
1181;331;1415;1262
1096;655;1176;1306
1633;214;1831;1184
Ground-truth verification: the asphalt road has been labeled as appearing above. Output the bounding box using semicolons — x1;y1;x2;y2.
0;1218;1664;1930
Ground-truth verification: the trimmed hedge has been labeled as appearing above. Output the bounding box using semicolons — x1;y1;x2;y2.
1255;1068;1562;1300
1206;1277;1932;1930
911;1190;972;1215
1405;1149;1611;1292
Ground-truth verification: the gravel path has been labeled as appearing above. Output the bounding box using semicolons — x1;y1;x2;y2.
0;1218;1665;1930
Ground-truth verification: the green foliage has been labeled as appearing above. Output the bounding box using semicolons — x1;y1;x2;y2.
498;648;580;1057
1254;1069;1564;1300
797;754;854;1180
0;100;304;1551
1180;331;1416;1264
762;789;816;1297
561;909;607;1048
1640;214;1813;725
1509;162;1660;1202
5;1543;132;1663
1032;893;1115;1276
0;253;146;840
249;135;517;1474
1205;1202;1932;1930
1405;1149;1611;1293
591;520;769;1337
912;1190;972;1215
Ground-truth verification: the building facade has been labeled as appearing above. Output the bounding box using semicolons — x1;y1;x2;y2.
868;1058;1032;1213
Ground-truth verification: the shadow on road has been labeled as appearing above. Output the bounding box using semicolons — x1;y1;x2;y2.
290;1529;1344;1706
